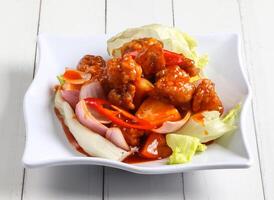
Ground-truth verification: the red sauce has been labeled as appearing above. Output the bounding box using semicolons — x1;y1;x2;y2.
54;108;90;156
203;140;215;145
123;153;159;164
54;108;170;163
192;112;205;125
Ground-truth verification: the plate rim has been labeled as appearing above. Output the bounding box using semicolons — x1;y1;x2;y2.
22;33;252;174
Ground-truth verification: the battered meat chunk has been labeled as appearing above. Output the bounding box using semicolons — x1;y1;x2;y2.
119;38;163;55
119;38;166;79
105;54;142;110
118;38;200;77
135;44;166;79
120;127;145;147
152;66;195;106
192;79;224;114
77;55;106;80
108;85;136;110
181;64;200;77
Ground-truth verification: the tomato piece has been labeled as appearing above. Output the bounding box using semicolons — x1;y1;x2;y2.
136;98;181;127
63;69;83;79
84;98;155;130
139;133;172;159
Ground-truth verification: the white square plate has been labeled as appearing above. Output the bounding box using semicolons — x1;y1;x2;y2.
23;33;252;174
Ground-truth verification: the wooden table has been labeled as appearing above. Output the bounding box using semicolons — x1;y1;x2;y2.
0;0;272;199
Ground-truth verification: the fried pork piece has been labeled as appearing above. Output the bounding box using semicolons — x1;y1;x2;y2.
105;54;142;110
118;38;166;79
181;65;200;77
135;44;166;79
77;55;106;80
192;79;224;114
119;38;163;55
152;66;195;106
118;38;200;77
120;127;145;147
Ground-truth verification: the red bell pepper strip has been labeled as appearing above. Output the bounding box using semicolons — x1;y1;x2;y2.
163;49;194;67
125;49;194;68
84;98;156;130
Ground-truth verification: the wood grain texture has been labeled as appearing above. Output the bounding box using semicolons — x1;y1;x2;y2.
0;0;40;199
174;0;265;199
22;0;105;199
239;0;274;199
105;0;184;199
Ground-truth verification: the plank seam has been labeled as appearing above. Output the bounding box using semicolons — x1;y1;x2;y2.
105;0;107;34
20;169;26;200
102;1;107;199
102;167;105;200
171;0;175;27
236;0;266;199
32;0;43;78
182;173;186;200
21;0;42;199
251;100;266;200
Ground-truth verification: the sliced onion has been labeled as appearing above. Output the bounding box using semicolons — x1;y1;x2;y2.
60;90;79;109
75;100;108;136
152;111;191;134
55;90;130;161
106;127;130;151
79;81;110;124
80;81;106;99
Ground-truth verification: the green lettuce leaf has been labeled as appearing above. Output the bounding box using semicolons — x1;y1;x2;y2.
182;32;208;69
172;104;241;143
107;24;208;68
57;75;65;85
222;103;241;126
166;134;206;164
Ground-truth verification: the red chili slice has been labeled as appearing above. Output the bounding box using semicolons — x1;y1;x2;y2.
125;49;194;68
163;49;194;67
84;98;156;130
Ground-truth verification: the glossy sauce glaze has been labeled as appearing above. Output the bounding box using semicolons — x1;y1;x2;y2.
54;108;90;156
55;107;159;162
123;153;161;164
55;108;213;163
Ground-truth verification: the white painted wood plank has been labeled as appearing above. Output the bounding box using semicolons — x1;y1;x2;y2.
23;167;103;200
174;0;241;34
107;0;173;34
22;0;105;199
0;1;40;199
105;1;184;200
39;0;105;34
174;0;264;199
239;0;274;199
104;168;183;200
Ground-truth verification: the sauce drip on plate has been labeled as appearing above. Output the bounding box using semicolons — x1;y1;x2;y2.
54;108;90;156
123;153;159;164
